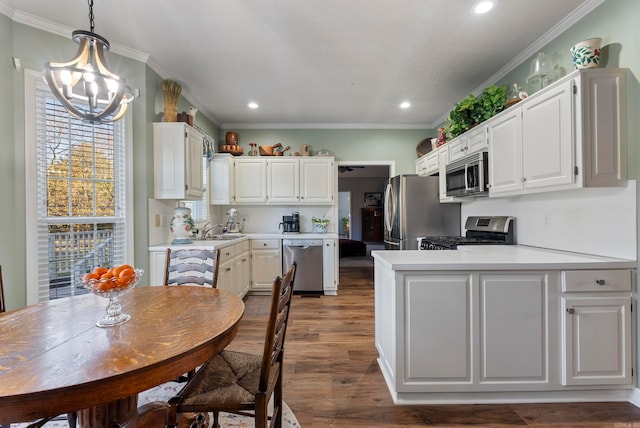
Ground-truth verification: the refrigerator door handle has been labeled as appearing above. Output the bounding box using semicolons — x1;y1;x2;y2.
384;182;394;233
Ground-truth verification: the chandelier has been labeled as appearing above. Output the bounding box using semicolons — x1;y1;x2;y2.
43;0;135;123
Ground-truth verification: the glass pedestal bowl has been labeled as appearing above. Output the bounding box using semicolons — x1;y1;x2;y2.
80;268;144;327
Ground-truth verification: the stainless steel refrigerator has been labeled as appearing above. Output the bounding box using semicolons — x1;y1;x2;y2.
383;174;461;250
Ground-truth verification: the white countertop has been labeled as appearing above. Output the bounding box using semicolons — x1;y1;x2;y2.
372;245;636;271
149;232;338;251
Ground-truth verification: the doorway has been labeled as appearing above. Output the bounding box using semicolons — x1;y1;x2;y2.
336;161;393;260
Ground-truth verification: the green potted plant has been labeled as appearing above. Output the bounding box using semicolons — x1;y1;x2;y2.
341;217;350;236
312;217;330;234
477;84;507;122
445;93;480;139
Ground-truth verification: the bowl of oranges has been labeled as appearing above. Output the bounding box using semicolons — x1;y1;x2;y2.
80;264;144;327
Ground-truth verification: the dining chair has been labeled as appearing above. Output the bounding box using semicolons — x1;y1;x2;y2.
166;262;297;428
164;248;220;288
0;265;5;313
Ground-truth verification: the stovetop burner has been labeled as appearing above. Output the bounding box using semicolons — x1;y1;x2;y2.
419;216;515;250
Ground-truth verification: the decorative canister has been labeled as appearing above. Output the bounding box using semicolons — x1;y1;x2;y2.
170;206;194;244
570;37;602;69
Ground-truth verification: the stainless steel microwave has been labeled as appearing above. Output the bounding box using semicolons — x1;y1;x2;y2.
445;151;489;197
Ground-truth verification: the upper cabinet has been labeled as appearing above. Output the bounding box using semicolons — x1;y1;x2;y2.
448;125;488;163
210;155;334;205
153;122;204;200
488;68;628;198
416;148;439;177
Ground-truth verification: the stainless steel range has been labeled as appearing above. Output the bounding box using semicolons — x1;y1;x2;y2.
419;216;515;250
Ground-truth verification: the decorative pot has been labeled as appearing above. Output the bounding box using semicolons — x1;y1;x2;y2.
170;206;194;244
570;38;602;69
188;107;197;126
226;131;239;145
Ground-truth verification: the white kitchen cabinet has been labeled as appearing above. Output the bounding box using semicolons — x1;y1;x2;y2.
438;148;457;203
299;158;334;204
561;269;632;386
149;250;167;286
447;125;487;163
416;149;439;176
478;273;551;385
209;153;234;205
217;245;236;295
322;238;338;295
234;158;268;203
488;68;628;198
250;239;282;292
267;158;300;204
235;240;251;298
153;122;204;200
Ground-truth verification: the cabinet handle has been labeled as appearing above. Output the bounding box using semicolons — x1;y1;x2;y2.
567;307;575;314
596;279;606;285
521;177;526;182
225;252;231;256
225;267;232;272
263;243;267;246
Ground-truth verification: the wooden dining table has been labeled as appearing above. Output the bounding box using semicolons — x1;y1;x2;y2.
0;286;245;427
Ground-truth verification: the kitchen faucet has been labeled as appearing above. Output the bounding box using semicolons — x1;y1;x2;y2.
201;222;224;238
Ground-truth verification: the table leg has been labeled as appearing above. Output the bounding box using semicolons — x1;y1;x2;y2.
77;396;168;428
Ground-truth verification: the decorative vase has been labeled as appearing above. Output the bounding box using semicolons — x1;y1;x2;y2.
570;38;602;69
170;206;194;244
188;107;197;126
161;80;182;122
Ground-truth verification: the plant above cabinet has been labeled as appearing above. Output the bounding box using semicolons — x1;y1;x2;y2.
445;84;507;139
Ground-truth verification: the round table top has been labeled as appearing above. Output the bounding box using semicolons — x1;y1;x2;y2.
0;286;245;424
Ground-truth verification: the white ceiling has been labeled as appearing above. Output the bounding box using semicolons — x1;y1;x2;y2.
2;0;596;128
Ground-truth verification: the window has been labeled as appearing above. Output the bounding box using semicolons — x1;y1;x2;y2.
25;70;133;304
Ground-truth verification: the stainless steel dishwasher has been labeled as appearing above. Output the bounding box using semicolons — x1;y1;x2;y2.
282;238;323;294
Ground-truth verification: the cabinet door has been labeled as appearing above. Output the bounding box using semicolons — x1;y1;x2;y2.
234;159;267;203
218;259;236;295
300;158;334;204
322;239;337;293
209;154;234;205
466;126;488;155
447;137;467;163
149;251;167;286
416;150;438;176
235;250;250;297
488;108;523;197
521;80;575;191
185;127;204;198
268;159;300;203
478;273;550;385
402;274;473;385
251;242;282;291
438;149;456;203
562;296;632;386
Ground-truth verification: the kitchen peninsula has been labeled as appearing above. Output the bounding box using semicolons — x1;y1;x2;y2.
372;246;635;404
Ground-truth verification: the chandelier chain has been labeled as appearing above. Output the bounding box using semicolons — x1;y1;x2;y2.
88;0;95;32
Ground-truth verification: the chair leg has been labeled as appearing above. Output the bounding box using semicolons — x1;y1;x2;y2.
213;411;221;428
255;394;269;428
67;412;77;428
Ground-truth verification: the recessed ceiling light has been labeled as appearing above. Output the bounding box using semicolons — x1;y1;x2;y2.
399;101;411;109
248;102;259;109
473;1;495;14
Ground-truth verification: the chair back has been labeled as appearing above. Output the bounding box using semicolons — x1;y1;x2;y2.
258;262;296;393
0;265;5;313
164;248;220;288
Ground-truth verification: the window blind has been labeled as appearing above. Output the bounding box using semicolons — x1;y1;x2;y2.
34;88;128;301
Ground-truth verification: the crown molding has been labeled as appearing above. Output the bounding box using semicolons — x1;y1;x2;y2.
431;0;607;128
221;122;431;130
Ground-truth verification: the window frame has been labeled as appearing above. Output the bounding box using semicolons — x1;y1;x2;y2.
24;69;135;305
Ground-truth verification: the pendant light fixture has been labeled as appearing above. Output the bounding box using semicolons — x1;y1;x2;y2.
43;0;135;123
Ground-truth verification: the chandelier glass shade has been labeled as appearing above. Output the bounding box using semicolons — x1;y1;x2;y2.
43;2;135;123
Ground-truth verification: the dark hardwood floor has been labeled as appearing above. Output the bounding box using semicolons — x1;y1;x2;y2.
228;263;640;427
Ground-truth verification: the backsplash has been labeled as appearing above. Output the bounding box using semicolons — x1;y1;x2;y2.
461;181;637;260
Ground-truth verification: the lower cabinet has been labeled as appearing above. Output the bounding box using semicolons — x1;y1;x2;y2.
217;245;236;295
149;250;167;286
561;270;632;386
322;238;338;295
375;266;632;402
251;239;282;292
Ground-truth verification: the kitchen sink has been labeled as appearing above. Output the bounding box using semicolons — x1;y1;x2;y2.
202;234;245;241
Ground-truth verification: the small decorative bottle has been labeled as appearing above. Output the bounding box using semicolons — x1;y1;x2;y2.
170;206;194;244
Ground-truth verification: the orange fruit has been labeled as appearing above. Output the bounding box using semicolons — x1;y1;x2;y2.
112;265;126;277
84;272;100;282
94;267;108;276
119;264;134;272
119;268;135;279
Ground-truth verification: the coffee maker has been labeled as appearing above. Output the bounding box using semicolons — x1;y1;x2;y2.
279;211;300;234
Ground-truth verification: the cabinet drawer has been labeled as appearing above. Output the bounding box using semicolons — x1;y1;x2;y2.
218;245;237;263
237;240;250;253
251;239;280;250
562;270;631;292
